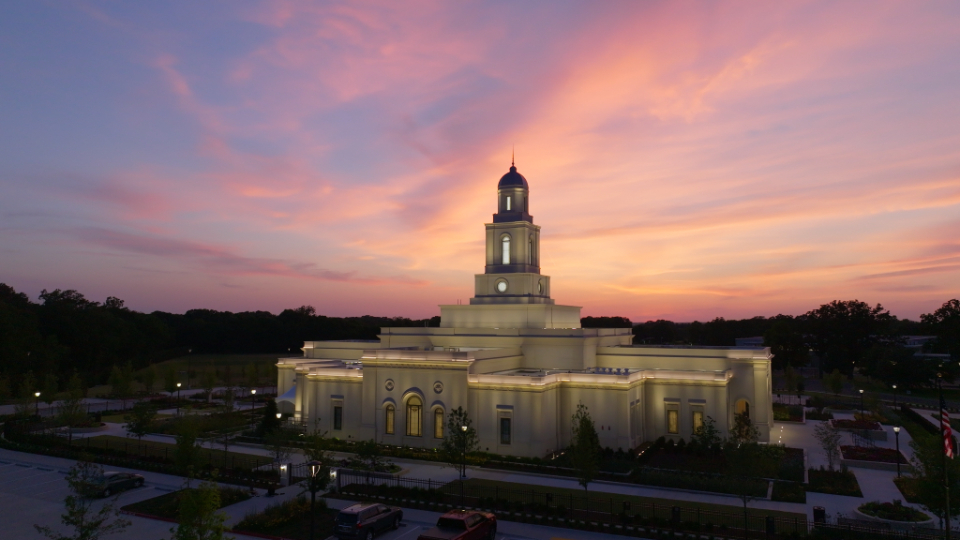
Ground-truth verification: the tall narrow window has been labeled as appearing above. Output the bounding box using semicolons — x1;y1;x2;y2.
385;404;395;435
692;410;704;433
434;409;444;438
506;196;511;211
500;418;512;444
333;406;343;431
406;396;422;436
502;236;510;264
667;409;678;434
528;239;532;264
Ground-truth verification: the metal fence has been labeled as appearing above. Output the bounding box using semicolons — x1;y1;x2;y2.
333;469;947;540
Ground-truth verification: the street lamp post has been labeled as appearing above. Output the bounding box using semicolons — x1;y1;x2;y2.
460;424;467;506
892;384;898;410
176;382;182;416
858;389;864;416
251;388;257;411
34;392;40;416
307;460;323;540
893;426;902;478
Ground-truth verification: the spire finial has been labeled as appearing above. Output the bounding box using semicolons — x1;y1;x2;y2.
511;145;515;167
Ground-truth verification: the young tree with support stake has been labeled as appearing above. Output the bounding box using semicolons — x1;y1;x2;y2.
34;460;131;540
440;407;479;477
569;402;600;494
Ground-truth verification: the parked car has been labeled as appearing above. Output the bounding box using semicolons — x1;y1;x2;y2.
85;472;145;498
416;509;497;540
335;502;403;540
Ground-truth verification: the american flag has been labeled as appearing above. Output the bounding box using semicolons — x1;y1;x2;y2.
943;394;954;459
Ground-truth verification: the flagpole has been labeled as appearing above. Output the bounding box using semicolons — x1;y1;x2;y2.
942;374;951;540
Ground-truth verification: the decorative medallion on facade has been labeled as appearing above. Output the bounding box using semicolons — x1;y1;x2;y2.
384;379;395;391
433;381;444;394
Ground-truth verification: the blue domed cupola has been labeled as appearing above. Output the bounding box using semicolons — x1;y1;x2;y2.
494;160;532;224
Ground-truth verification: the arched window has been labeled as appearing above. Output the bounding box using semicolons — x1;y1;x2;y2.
506;196;511;211
528;239;533;264
434;408;444;438
384;404;395;435
735;399;750;419
406;396;422;437
501;236;511;265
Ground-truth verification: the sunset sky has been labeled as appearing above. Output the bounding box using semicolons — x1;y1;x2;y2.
1;1;959;322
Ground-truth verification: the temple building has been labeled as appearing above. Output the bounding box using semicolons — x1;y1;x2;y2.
276;163;773;456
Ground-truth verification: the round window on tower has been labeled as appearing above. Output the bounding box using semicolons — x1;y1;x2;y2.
496;279;508;293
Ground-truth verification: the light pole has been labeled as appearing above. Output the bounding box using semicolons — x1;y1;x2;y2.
34;392;40;416
892;384;898;410
858;389;864;416
307;460;322;540
176;382;182;416
251;388;257;411
460;424;467;506
893;426;901;478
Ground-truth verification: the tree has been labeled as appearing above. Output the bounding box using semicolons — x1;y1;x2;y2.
124;401;157;444
257;399;281;437
42;372;60;405
170;479;230;540
921;299;960;360
824;369;844;401
729;413;759;446
34;460;131;540
569;402;600;493
58;372;88;443
691;415;723;452
139;366;156;395
812;420;842;470
163;366;179;396
726;442;783;539
764;318;808;370
804;300;894;378
264;430;291;466
215;430;233;469
302;430;332;492
200;370;216;404
220;387;236;413
174;417;202;476
909;431;960;529
356;439;384;472
108;363;133;407
439;407;479;477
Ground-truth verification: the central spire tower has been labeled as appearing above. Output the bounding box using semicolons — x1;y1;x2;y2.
471;162;553;305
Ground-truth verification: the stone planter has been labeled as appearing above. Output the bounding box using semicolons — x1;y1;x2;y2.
839;446;911;473
853;508;934;531
831;420;888;441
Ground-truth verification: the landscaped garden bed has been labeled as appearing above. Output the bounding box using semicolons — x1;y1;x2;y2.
856;501;930;522
893;477;921;503
807;467;863;497
833;419;882;431
770;481;806;503
232;495;338;540
805;408;834;421
773;403;803;423
840;445;906;464
121;486;251;519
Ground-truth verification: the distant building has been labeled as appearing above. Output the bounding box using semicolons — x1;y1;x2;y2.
903;336;936;349
735;336;765;347
276;163;773;457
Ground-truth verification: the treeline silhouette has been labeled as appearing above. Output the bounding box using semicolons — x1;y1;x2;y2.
1;282;958;397
0;284;438;398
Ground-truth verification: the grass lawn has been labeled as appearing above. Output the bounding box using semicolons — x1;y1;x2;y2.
79;435;271;470
893;477;921;503
457;478;806;519
121;487;250;519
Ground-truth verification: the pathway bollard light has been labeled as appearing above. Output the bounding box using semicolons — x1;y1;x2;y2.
34;392;40;416
893;426;902;478
176;382;182;416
